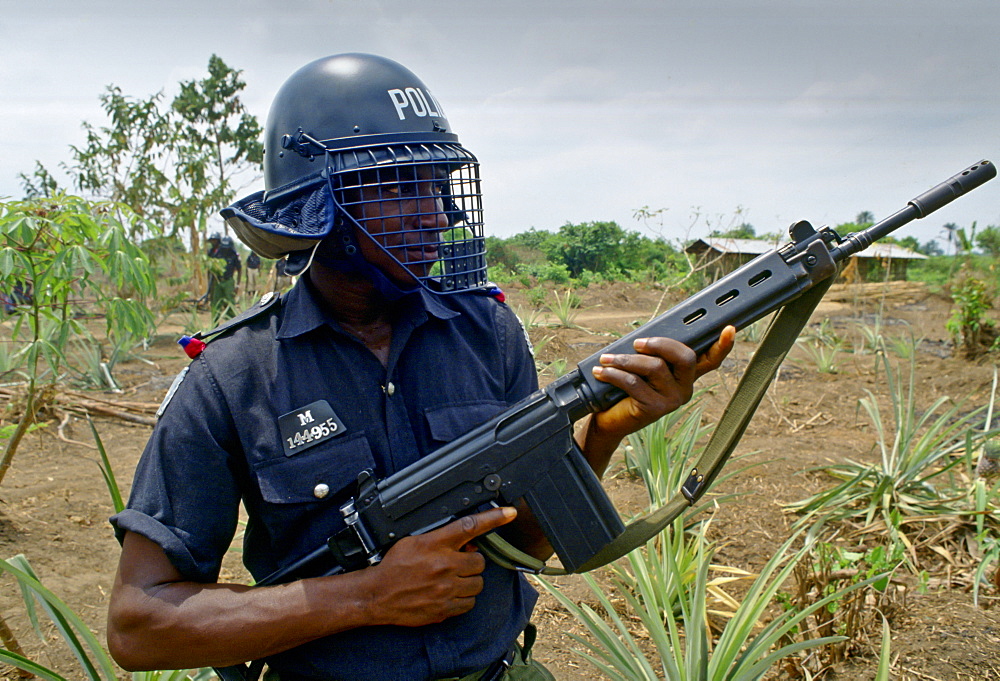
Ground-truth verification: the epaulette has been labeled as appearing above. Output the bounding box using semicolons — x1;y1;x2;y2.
177;291;283;359
472;282;506;303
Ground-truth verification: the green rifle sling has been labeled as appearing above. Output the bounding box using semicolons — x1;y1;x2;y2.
476;275;835;575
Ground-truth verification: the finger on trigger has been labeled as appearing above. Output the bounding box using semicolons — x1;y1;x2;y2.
444;507;517;550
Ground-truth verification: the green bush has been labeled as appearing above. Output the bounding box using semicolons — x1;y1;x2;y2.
947;276;998;358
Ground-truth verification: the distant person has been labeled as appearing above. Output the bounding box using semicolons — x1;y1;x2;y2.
274;256;291;288
244;250;262;297
205;232;241;319
1;279;31;314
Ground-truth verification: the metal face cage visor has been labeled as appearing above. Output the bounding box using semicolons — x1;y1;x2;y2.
327;141;487;294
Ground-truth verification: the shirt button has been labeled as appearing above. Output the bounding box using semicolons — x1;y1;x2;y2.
386;382;396;396
313;483;330;499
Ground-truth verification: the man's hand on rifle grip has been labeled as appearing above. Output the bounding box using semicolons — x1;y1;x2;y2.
364;506;517;627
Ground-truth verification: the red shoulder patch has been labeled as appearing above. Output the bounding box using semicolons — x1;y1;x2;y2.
487;285;505;303
178;335;207;359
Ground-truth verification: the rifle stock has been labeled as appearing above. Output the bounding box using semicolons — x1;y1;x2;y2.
259;159;995;584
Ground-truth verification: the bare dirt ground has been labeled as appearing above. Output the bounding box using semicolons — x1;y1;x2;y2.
0;279;997;680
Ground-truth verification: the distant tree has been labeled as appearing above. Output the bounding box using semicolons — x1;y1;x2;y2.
170;54;264;289
62;56;262;238
856;211;875;226
709;222;756;239
876;234;945;256
506;227;562;254
898;236;920;252
67;86;174;234
941;222;959;255
556;221;629;278
17;162;60;199
920;239;944;256
31;55;263;294
975;225;1000;258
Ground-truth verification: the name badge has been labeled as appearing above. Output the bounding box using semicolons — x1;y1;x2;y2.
278;400;346;456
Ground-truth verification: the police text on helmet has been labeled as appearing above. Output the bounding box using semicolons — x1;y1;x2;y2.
387;88;445;121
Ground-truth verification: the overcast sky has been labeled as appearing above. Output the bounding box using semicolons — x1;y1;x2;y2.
2;0;998;249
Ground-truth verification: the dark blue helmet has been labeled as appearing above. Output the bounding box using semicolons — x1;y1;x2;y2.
223;53;486;295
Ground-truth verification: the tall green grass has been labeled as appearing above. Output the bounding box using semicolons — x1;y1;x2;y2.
0;421;214;680
539;527;886;680
787;351;986;533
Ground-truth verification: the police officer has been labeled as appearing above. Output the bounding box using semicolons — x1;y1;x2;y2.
206;232;242;319
107;53;734;681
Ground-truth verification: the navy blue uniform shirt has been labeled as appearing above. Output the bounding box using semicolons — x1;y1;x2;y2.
112;277;539;681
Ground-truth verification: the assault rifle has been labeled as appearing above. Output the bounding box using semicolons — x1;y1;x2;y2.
260;160;996;584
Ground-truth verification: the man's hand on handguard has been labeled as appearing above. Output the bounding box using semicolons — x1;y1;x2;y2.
587;325;736;444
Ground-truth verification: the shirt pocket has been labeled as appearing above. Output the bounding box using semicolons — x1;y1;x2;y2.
424;400;507;444
253;433;376;504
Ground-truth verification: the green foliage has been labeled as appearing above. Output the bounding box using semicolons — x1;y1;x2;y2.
37;54;262;253
975;224;1000;257
953;222;978;256
558;221;636;277
885;234;921;252
856;211;875;226
709;222;756;239
66;86;175;236
0;555;118;680
970;475;1000;606
613;397;762;626
0;195;156;384
0;554;212;680
32;54;264;316
538;357;569;379
0;421;210;679
854;317;887;355
515;261;572;285
624;397;713;508
524;287;548;309
544;288;582;328
0;194;156;486
18;161;60;199
885;330;922;360
489;223;680;285
786;351;986;544
89;415;125;513
170;54;264;241
875;616;892;681
777;538;904;674
946;277;998;358
539;528;871;681
905;253;1000;292
794;318;846;373
794;338;844;374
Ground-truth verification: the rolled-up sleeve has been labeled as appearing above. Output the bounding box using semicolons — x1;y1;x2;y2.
110;356;243;583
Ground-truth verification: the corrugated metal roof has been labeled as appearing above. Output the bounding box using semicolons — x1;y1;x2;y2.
687;237;927;260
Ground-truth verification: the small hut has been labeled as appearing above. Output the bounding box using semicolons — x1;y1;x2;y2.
684;237;927;282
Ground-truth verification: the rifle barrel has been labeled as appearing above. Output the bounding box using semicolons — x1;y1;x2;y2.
830;159;995;261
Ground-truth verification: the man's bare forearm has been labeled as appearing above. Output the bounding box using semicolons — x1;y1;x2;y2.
108;535;379;669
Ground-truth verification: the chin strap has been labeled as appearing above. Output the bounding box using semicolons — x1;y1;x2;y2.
311;249;421;301
476;274;835;576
